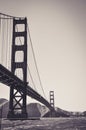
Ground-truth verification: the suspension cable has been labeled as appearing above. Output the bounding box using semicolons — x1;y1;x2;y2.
6;17;8;68
2;16;5;65
8;19;10;70
0;14;1;63
0;15;3;63
0;12;24;19
27;22;47;98
27;65;37;91
4;15;7;67
8;18;12;70
6;20;8;68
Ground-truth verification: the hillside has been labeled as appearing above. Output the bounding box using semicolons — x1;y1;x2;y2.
0;98;85;118
0;98;49;118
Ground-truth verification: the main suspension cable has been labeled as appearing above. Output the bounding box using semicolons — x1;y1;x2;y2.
27;22;47;98
0;12;24;19
27;65;37;91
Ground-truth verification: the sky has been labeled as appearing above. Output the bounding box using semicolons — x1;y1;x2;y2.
0;0;86;112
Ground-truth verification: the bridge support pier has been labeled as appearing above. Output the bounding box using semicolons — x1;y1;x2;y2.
7;110;28;119
7;18;28;119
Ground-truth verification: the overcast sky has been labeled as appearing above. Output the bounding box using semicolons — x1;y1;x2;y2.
0;0;86;112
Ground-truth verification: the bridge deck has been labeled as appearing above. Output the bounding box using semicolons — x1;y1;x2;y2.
0;64;54;111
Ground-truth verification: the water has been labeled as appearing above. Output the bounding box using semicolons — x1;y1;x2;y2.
0;117;86;130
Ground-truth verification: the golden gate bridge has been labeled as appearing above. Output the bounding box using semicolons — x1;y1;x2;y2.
0;13;56;119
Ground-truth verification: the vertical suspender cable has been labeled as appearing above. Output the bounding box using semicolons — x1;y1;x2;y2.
6;17;8;68
0;14;1;63
4;16;7;67
8;18;10;70
7;18;9;69
2;15;5;65
0;15;3;64
8;18;12;70
4;16;6;67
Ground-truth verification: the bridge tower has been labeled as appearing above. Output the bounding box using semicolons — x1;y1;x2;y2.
50;91;56;117
7;18;28;119
50;91;54;108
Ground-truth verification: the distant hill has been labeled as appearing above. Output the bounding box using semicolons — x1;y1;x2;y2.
43;107;70;117
27;103;49;117
0;99;49;118
0;98;8;105
0;98;85;118
0;98;9;118
55;107;85;117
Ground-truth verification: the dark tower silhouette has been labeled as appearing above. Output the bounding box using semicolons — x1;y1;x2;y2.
7;18;28;119
50;91;56;117
50;91;54;108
